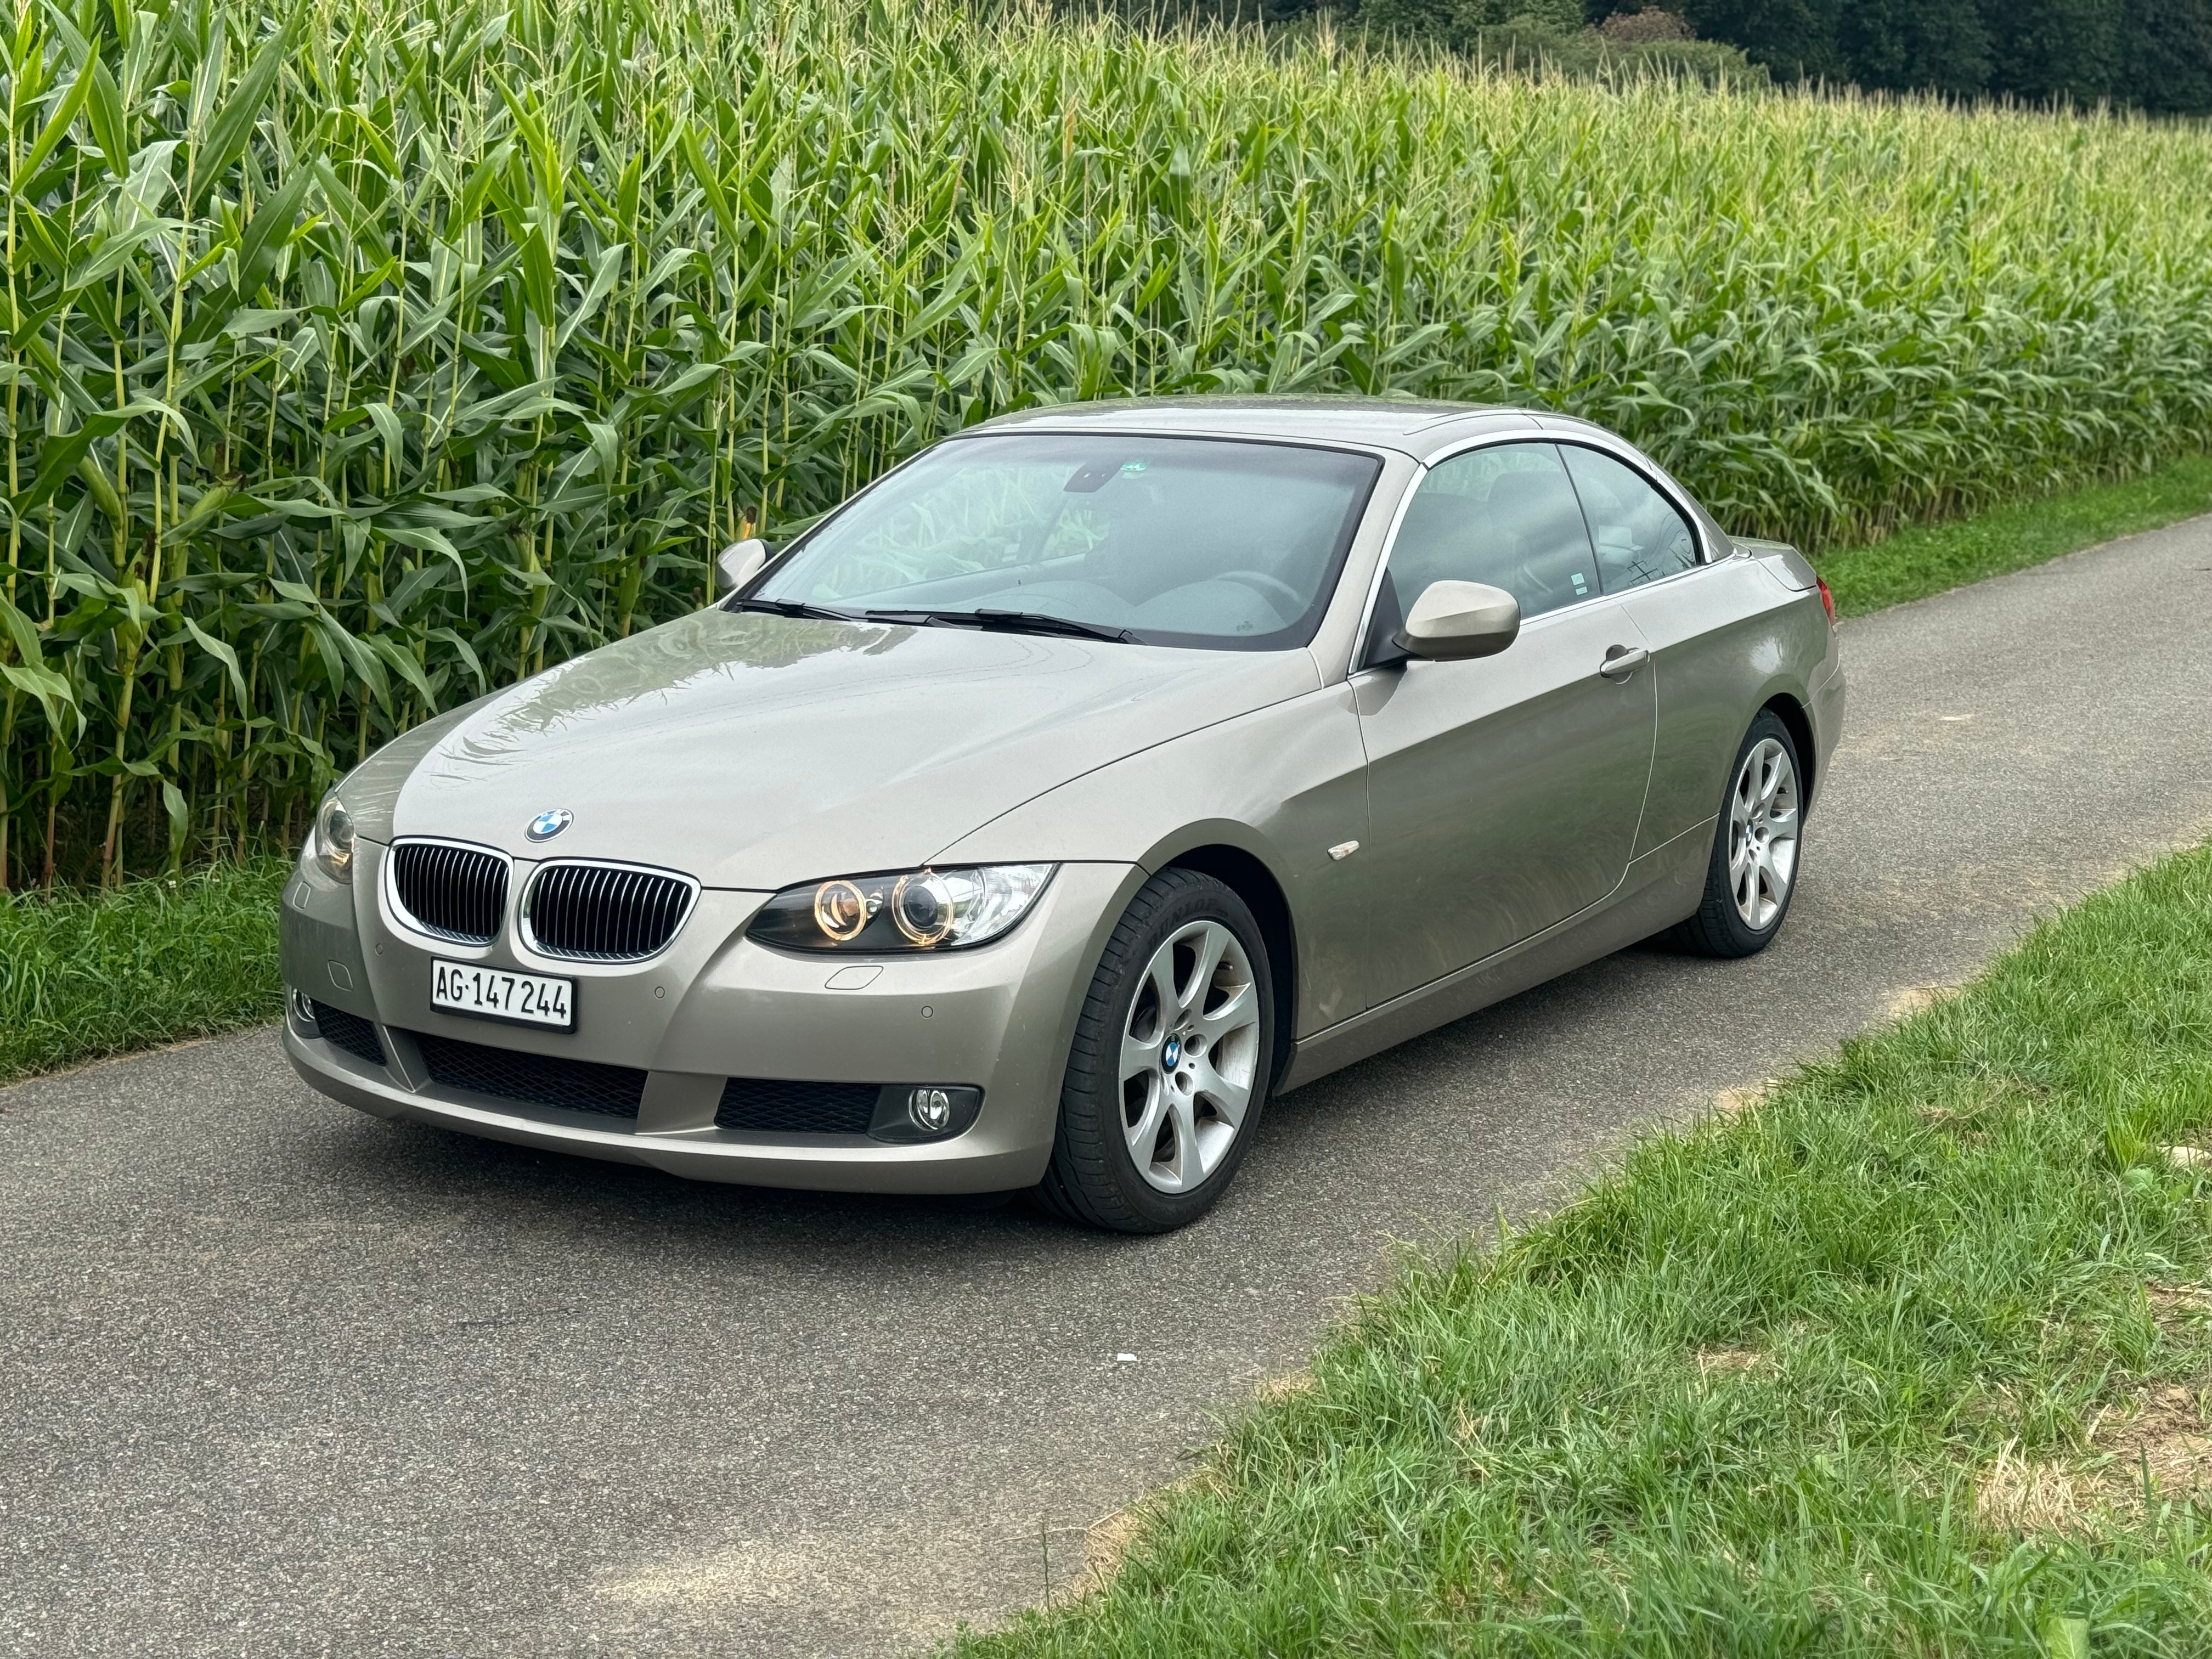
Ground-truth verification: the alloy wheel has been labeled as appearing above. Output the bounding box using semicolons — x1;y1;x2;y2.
1728;736;1800;930
1118;919;1262;1193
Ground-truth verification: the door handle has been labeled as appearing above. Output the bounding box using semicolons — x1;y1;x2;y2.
1598;645;1649;681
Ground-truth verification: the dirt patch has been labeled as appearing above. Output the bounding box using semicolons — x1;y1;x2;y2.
1254;1370;1316;1403
1069;1505;1146;1600
1884;983;1961;1020
1694;1345;1776;1379
1977;1442;2091;1533
2105;1385;2212;1496
1708;1082;1773;1120
1060;1470;1218;1604
1977;1384;2212;1532
2147;1282;2212;1318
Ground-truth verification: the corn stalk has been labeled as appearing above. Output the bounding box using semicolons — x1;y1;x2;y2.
2;0;2210;883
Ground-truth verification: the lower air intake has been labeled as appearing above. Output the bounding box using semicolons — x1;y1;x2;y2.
312;1000;385;1066
716;1077;881;1136
410;1031;645;1119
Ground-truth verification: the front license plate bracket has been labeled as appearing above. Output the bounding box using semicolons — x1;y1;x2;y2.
430;959;575;1031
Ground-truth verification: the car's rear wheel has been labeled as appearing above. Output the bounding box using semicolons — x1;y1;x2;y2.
1668;709;1804;958
1036;869;1275;1233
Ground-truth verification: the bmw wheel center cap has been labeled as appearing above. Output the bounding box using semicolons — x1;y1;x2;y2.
527;809;573;842
1163;1035;1182;1068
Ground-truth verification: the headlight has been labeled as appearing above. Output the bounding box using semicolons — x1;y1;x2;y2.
311;792;356;883
748;864;1054;953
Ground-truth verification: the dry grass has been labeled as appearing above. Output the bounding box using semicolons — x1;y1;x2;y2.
1884;983;1962;1019
1071;1508;1148;1601
1707;1082;1774;1120
1693;1345;1775;1378
1979;1386;2212;1534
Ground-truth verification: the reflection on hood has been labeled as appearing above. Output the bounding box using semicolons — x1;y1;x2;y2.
383;607;1317;891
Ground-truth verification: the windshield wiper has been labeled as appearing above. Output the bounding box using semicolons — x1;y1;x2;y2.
864;607;1138;644
733;597;862;622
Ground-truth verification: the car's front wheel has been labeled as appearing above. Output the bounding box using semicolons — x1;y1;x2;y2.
1669;709;1805;958
1036;869;1276;1233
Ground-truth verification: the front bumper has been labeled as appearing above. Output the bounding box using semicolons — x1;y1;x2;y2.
280;844;1139;1194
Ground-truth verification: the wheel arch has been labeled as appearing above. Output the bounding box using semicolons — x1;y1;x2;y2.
1759;691;1817;809
1160;842;1299;1091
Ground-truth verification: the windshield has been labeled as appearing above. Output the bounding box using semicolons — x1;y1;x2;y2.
748;434;1383;650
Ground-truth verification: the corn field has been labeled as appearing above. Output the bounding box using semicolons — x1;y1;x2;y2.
1;0;2209;886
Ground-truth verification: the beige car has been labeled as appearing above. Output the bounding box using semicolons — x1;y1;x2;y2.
281;397;1844;1232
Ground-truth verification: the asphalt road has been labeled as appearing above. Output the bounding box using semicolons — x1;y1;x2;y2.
8;516;2212;1659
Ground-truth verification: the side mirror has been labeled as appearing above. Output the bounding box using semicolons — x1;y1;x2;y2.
716;537;770;594
1395;580;1520;662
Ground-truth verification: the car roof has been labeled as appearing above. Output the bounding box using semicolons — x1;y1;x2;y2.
963;395;1560;464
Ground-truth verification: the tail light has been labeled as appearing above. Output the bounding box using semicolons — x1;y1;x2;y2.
1816;576;1837;625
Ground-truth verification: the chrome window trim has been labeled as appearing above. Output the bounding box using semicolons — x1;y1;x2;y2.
1347;427;1716;675
518;858;703;965
382;835;514;951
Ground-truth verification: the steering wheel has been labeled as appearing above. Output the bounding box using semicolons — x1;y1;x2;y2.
1217;569;1305;616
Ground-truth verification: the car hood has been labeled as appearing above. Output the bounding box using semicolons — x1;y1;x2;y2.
372;608;1319;890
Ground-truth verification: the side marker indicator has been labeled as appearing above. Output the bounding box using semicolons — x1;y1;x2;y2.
1328;841;1360;861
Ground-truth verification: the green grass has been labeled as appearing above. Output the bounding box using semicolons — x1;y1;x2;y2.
1818;454;2212;618
0;859;289;1085
960;840;2212;1656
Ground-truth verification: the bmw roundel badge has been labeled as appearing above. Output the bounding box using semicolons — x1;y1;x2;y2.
526;808;573;842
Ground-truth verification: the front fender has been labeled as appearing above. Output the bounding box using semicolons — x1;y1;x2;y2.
932;679;1371;1037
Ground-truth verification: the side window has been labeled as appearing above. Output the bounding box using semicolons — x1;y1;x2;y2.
1373;444;1598;647
1560;447;1700;593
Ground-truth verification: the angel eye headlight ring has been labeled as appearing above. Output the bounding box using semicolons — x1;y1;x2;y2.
749;864;1056;953
812;878;871;943
890;871;957;947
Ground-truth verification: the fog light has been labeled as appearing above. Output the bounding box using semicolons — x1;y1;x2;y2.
867;1084;984;1143
290;989;318;1028
909;1087;953;1133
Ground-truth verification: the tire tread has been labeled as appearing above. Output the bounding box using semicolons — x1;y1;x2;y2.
1035;868;1269;1233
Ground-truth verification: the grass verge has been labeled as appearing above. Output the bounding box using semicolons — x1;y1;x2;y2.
962;840;2212;1655
0;860;290;1086
1818;454;2212;617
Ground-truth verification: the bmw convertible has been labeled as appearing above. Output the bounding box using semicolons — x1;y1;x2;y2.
282;397;1844;1232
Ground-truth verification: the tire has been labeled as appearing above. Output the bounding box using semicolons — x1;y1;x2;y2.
1035;869;1277;1234
1667;710;1805;959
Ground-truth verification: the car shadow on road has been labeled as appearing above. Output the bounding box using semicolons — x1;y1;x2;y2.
302;936;1739;1284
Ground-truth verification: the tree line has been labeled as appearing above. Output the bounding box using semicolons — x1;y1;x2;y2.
1148;0;2212;115
1607;0;2212;114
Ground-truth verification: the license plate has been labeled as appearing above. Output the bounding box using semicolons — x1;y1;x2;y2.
430;960;574;1031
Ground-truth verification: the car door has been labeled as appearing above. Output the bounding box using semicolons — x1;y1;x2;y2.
1557;442;1765;857
1352;441;1657;1008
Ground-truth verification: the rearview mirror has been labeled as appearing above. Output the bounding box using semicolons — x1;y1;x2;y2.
1395;579;1520;662
716;537;770;594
